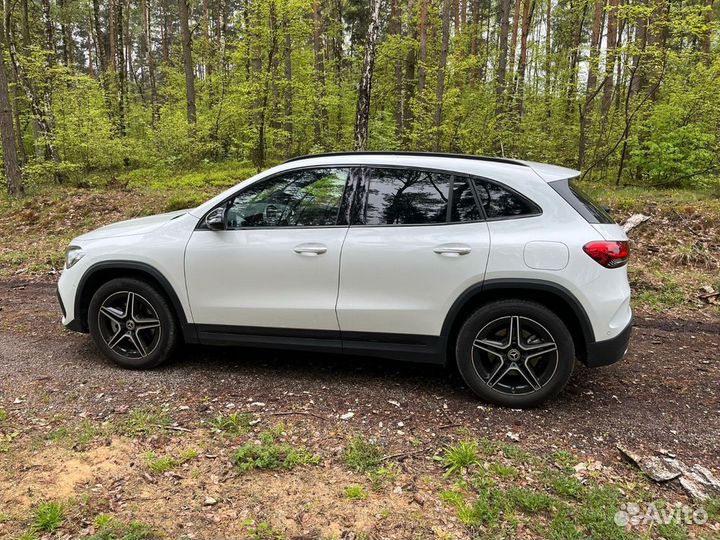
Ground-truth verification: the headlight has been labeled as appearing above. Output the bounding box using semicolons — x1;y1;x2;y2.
65;246;85;269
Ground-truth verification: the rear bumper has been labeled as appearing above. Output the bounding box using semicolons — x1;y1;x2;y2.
584;318;633;367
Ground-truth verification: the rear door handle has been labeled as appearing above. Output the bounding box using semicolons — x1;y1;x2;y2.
433;243;472;256
293;243;327;256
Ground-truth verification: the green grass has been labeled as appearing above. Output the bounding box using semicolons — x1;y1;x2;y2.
0;408;7;422
242;519;286;540
442;440;480;475
90;514;156;540
144;448;199;474
543;470;584;499
30;501;64;534
47;420;101;449
507;487;557;513
209;412;254;436
342;437;385;473
706;497;720;521
119;407;172;437
233;429;319;472
344;485;368;500
367;464;398;491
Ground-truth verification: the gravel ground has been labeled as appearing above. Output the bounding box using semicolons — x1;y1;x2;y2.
1;279;718;462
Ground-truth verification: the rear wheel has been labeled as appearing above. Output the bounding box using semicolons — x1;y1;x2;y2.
88;278;177;369
455;300;574;407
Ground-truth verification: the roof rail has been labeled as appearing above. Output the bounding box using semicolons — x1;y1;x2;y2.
283;151;529;167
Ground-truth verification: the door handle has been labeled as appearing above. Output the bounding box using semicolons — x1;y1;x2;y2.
293;243;327;256
433;243;472;256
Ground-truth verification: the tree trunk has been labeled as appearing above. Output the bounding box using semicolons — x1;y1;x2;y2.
354;0;382;151
283;15;293;153
602;0;619;115
514;0;535;117
109;0;117;71
579;0;605;169
418;0;428;93
507;0;522;93
92;0;108;74
312;0;327;144
116;0;126;136
495;0;512;115
0;40;23;197
434;0;451;151
142;0;158;127
701;0;714;61
58;0;72;66
41;0;55;65
179;0;197;124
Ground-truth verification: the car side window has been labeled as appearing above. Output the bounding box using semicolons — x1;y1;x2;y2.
473;179;540;219
225;168;350;228
450;179;482;222
362;168;452;225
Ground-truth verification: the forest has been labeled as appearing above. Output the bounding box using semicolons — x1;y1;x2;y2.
0;0;717;198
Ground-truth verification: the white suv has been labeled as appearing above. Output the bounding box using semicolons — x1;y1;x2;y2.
57;153;632;407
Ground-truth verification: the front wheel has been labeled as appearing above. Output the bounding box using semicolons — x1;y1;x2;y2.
88;278;178;369
455;300;575;408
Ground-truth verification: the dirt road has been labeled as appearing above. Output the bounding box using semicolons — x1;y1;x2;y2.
1;279;719;538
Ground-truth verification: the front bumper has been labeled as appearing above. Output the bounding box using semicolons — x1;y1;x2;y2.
57;282;85;333
584;318;633;367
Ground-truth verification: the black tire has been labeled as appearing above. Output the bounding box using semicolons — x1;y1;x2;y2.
455;299;574;408
88;277;178;369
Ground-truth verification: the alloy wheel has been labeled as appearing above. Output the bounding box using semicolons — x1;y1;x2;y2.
97;291;162;359
471;315;559;395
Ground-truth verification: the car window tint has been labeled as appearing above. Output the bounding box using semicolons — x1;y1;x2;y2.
364;169;451;225
450;179;481;222
473;179;540;219
226;168;349;228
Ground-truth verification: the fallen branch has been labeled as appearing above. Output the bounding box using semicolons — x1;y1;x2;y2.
157;424;192;432
264;411;330;422
381;446;433;463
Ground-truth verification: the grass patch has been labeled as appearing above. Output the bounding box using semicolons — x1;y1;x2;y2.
233;428;318;472
442;440;480;475
241;519;286;540
30;501;64;534
367;464;398;491
119;407;172;437
209;412;253;436
344;485;368;500
144;448;198;474
507;487;557;513
0;408;7;422
342;437;384;473
90;514;156;540
47;420;101;449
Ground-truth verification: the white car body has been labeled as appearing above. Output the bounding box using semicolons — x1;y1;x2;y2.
58;153;632;371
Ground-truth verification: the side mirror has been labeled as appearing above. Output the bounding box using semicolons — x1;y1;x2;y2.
205;207;227;231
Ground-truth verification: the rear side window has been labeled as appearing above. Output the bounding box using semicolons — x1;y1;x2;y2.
549;178;614;224
363;169;452;225
473;179;541;219
451;179;482;222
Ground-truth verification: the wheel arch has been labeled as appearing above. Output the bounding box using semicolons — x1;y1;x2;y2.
74;261;197;342
441;279;594;365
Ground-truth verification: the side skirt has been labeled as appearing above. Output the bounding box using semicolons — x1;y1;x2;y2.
194;324;445;365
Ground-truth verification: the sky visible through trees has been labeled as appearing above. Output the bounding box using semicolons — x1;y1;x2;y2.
0;0;718;197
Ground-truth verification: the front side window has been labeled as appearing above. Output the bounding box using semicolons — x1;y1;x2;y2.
362;168;452;225
473;179;541;219
225;168;350;228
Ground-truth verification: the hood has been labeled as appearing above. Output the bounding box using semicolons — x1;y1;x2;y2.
74;209;188;241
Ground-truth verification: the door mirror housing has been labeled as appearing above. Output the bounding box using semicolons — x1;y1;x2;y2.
205;207;227;231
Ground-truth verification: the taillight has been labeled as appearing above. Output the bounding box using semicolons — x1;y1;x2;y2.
583;241;629;268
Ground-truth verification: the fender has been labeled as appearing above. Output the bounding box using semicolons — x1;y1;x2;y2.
440;278;595;361
74;260;198;343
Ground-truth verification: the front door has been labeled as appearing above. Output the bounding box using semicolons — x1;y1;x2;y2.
184;167;353;332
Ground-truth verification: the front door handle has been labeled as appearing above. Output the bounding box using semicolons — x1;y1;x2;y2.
433;243;472;257
293;243;327;256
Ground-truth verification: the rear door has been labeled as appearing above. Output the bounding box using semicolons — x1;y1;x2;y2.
336;167;491;338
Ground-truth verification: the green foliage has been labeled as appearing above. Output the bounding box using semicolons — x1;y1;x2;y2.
0;408;7;422
91;514;156;540
30;501;64;534
233;428;319;472
120;407;172;437
442;440;480;475
344;485;368;500
209;412;254;436
342;437;385;473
